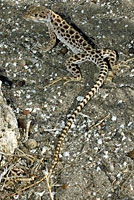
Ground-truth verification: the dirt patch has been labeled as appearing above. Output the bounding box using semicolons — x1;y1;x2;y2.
0;0;134;199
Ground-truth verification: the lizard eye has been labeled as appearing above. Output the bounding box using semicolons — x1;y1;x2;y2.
34;13;38;17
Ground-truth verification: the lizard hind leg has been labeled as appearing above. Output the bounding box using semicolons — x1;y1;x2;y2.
44;66;81;88
100;49;118;82
44;54;83;88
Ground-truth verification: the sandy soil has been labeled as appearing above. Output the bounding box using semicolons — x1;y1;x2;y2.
0;0;134;199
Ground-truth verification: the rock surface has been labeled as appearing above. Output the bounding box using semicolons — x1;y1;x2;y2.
0;81;19;154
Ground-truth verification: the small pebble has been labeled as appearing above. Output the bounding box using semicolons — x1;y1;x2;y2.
23;110;30;115
128;48;134;54
77;96;84;101
60;47;68;55
18;59;26;67
61;184;68;189
127;149;134;159
25;139;37;149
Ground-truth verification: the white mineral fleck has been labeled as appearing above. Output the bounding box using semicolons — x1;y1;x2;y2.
123;161;127;167
71;123;76;128
97;138;102;145
37;191;45;197
63;152;69;157
103;151;109;159
26;94;31;99
128;121;132;127
41;146;49;154
120;123;125;129
59;153;62;158
77;96;84;101
112;116;117;121
109;163;114;172
24;65;28;69
32;108;41;112
96;166;101;171
130;184;134;191
122;135;126;141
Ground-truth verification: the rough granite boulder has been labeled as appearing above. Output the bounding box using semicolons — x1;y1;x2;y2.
0;81;19;154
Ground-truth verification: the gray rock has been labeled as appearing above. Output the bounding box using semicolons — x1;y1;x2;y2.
0;81;19;154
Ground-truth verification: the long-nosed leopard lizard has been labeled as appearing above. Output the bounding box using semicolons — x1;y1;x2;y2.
8;5;118;198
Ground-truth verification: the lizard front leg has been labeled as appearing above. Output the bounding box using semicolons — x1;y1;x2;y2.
35;28;56;54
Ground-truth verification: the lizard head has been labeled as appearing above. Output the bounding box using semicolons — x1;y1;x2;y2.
23;6;51;23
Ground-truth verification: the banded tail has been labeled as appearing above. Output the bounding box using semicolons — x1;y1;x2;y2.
49;60;108;174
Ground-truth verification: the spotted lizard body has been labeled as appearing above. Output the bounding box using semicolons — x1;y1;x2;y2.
9;5;117;197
